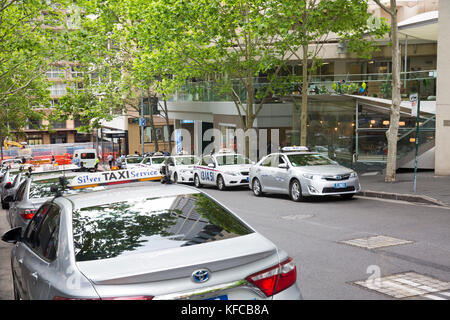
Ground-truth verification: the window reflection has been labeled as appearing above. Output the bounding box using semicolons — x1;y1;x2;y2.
72;193;253;262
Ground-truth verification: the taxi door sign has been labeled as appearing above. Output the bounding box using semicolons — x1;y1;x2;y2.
69;168;162;189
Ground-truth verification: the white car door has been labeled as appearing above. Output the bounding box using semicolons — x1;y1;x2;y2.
270;155;291;193
197;156;216;185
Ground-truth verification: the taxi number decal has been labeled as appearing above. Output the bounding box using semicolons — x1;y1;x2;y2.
201;171;215;182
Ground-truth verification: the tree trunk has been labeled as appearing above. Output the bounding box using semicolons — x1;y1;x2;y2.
163;99;172;152
146;90;159;153
300;44;309;146
385;1;400;182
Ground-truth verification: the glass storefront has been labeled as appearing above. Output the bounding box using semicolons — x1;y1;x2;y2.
285;95;435;172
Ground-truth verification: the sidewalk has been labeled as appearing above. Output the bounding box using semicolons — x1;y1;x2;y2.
358;171;450;207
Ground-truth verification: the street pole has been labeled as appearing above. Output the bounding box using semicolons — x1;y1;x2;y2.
140;87;145;156
413;89;420;193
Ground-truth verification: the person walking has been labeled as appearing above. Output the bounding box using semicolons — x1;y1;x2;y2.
107;153;114;169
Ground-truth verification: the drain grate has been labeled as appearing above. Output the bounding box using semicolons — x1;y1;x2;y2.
354;272;450;299
339;235;413;249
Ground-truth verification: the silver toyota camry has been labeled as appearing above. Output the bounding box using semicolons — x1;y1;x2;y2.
2;183;302;300
8;172;86;230
249;147;360;201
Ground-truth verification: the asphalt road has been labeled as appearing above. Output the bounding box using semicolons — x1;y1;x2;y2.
200;186;450;300
1;183;449;300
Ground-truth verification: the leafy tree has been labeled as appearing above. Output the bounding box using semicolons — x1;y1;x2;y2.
0;0;67;160
275;0;389;146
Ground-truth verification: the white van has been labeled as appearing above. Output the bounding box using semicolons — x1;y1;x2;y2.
72;149;98;170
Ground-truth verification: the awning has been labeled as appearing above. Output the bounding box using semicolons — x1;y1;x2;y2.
398;11;438;41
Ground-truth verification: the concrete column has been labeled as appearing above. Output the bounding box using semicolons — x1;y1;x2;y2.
194;120;203;156
435;0;450;175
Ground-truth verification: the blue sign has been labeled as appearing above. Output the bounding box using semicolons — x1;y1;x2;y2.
175;129;182;154
139;118;146;127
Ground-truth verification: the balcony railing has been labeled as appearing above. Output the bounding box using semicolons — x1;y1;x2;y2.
170;70;437;103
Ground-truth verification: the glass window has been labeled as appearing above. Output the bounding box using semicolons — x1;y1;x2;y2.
36;205;60;260
72;193;254;262
81;153;96;159
49;83;67;96
46;67;65;79
216;154;251;166
271;155;286;167
126;157;143;164
24;204;51;249
15;181;28;202
287;153;335;167
260;155;273;167
200;156;211;166
50;133;67;144
175;156;199;165
151;157;165;165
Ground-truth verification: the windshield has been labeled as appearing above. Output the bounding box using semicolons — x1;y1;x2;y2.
126;157;143;164
72;193;253;262
216;154;251;166
175;156;198;165
287;153;335;167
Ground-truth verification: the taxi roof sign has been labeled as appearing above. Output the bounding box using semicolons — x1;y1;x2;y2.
68;167;162;189
281;146;309;152
216;148;235;154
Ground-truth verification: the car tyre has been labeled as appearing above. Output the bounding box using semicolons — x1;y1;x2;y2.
289;179;303;202
252;178;263;197
340;193;354;200
216;175;226;191
194;174;202;188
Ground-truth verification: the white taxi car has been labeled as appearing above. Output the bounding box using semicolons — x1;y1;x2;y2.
163;155;200;184
193;150;253;190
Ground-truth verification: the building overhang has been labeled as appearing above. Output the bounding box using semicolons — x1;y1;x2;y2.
398;10;438;42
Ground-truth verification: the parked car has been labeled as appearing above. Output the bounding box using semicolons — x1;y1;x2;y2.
249;146;360;201
2;183;302;300
1;172;24;209
193;150;253;190
162;155;200;184
117;155;144;170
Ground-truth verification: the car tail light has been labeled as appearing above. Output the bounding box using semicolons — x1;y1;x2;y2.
20;209;36;220
54;296;154;300
246;257;297;297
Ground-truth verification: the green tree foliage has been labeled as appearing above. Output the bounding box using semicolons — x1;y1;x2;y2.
0;0;67;158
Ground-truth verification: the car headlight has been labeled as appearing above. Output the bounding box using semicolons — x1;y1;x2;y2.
302;173;315;180
350;172;358;178
224;171;238;176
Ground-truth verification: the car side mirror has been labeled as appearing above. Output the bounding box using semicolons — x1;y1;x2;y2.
2;227;22;244
208;163;215;168
278;163;289;169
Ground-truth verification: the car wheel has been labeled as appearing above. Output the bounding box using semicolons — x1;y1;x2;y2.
252;178;263;197
217;175;226;191
173;172;178;183
194;174;202;188
340;193;354;200
289;179;303;202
